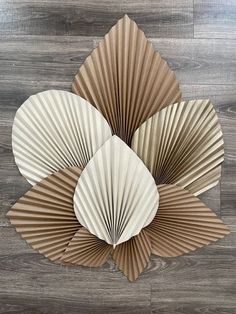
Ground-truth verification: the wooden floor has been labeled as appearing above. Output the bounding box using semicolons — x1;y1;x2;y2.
0;0;236;313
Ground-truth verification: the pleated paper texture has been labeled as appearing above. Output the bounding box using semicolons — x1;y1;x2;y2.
132;100;224;195
12;90;112;185
73;135;159;246
7;167;82;261
61;227;112;267
112;229;151;282
145;184;230;257
72;15;181;145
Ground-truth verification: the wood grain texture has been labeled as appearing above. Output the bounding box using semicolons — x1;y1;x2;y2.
194;0;236;39
0;0;193;38
0;0;236;313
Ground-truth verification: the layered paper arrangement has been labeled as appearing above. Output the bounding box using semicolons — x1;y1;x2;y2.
72;14;181;145
8;15;229;281
12;90;112;185
132;100;224;195
74;136;159;246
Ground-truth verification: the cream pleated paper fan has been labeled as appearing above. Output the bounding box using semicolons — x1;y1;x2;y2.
72;15;181;145
132;100;224;195
12;90;112;185
73;136;159;246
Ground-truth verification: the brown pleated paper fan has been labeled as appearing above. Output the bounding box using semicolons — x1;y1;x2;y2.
7;167;82;261
145;185;230;257
72;15;181;145
132;100;224;195
61;227;112;267
112;229;152;282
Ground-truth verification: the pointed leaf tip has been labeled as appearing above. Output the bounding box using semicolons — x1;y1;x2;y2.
73;136;159;246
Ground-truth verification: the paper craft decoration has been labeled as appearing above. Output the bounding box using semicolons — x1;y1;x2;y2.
7;167;82;261
73;136;159;246
8;15;230;281
132;100;224;196
12;90;112;185
72;14;181;145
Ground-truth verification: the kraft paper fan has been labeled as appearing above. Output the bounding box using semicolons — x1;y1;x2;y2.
112;229;151;282
73;136;159;246
145;185;230;257
61;227;112;267
72;15;181;145
12;90;112;185
7;167;82;261
132;100;224;195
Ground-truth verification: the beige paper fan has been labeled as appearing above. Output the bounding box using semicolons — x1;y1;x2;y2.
72;15;181;145
145;184;230;257
112;229;151;282
132;100;224;195
73;136;159;246
60;227;152;281
12;90;112;185
7;167;82;261
61;227;112;267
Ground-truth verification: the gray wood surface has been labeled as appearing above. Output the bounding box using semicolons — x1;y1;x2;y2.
0;0;235;313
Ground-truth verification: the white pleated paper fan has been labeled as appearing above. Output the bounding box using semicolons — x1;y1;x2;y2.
12;90;112;185
73;136;159;246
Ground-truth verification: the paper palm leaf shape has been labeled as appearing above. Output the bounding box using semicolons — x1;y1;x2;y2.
62;184;229;281
7;151;229;281
8;15;229;282
112;229;152;281
144;185;230;257
12;90;112;185
7;167;82;261
132;100;224;195
72;15;181;145
61;228;113;267
73;136;159;246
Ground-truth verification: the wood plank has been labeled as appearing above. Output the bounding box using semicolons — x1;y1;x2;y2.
0;0;193;38
219;108;236;217
0;226;234;290
151;283;236;313
148;38;236;85
0;228;152;313
194;0;236;39
1;36;235;85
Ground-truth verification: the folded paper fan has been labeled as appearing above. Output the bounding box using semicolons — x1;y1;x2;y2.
131;100;224;195
12;90;112;185
73;136;159;246
72;15;181;145
145;185;230;257
112;229;151;282
7;15;230;282
7;167;82;261
61;227;112;267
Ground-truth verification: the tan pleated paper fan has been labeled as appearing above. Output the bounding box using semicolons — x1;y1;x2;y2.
112;230;151;282
73;136;159;246
145;185;230;257
72;15;181;145
7;167;82;261
132;100;224;195
12;90;112;185
61;228;112;267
